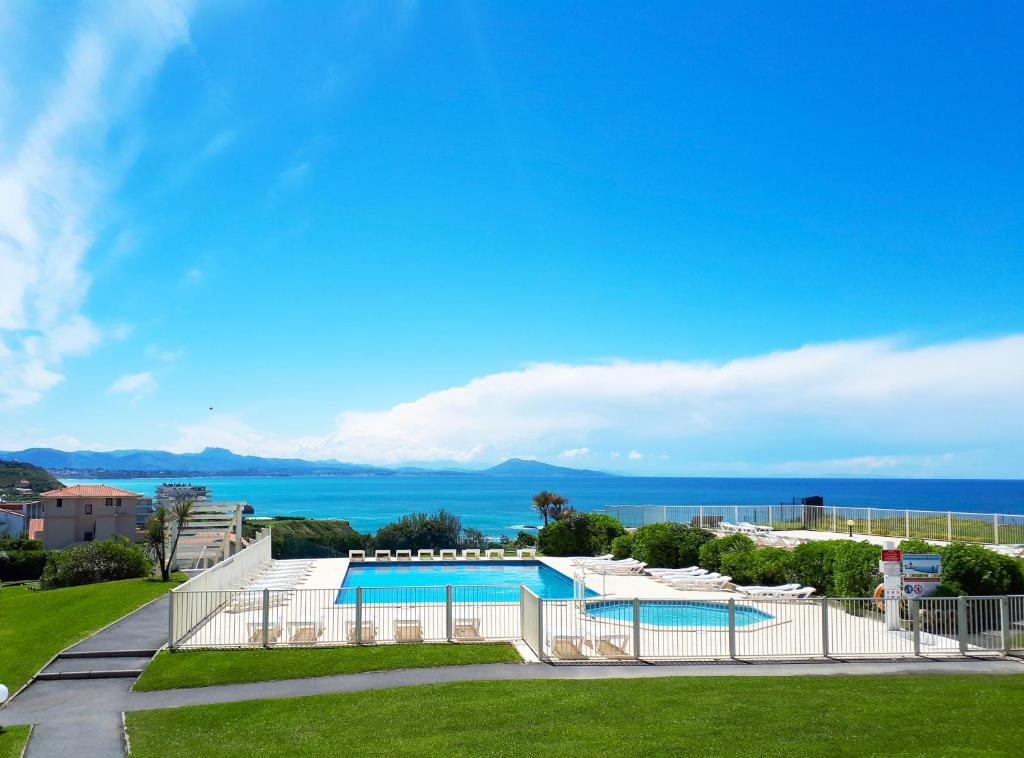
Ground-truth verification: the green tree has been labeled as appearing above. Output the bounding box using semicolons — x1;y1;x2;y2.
531;491;568;526
145;501;194;581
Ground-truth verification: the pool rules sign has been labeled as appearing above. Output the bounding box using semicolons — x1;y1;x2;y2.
879;549;903;599
902;553;942;598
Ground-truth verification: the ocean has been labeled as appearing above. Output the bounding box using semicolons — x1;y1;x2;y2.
64;475;1024;538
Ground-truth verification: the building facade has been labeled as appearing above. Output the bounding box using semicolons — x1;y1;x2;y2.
154;483;211;505
27;485;141;549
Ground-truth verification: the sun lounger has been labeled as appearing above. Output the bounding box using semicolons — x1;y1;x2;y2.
738;521;772;534
226;593;289;613
395;549;412;561
719;522;741;533
573;554;613;566
349;550;365;561
666;575;732;590
588;559;647;575
439;548;457;560
549;635;586;660
394;618;424;643
517;548;536;559
587;632;631;659
346;620;377;643
246;619;283;644
763;586;815;598
735;583;801;596
453;617;483;641
417;549;434;560
485;548;504;560
374;550;392;561
287;617;323;644
462;549;481;560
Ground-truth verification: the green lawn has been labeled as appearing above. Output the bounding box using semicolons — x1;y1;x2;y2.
134;643;522;691
126;674;1024;757
0;726;31;758
0;575;185;694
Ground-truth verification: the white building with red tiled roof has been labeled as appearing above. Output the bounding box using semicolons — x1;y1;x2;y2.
25;484;141;549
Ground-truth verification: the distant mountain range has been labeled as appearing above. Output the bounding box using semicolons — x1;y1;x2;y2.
0;447;615;479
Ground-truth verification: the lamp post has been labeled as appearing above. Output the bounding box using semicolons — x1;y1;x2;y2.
847;519;855;538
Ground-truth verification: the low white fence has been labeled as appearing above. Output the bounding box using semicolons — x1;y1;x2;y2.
169;528;271;646
603;504;1024;545
169;582;1024;661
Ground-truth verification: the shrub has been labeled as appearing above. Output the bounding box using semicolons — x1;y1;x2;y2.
0;549;48;581
898;539;940;557
720;547;794;585
698;534;755;572
630;523;714;568
511;531;537;548
374;510;461;551
584;514;627;555
611;533;634;560
537;513;626;557
0;537;42;551
40;536;151;589
940;543;1024;596
786;540;881;596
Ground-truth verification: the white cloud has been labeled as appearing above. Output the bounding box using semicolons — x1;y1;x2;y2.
0;0;193;409
558;447;590;459
145;344;184;362
627;450;643;460
183;267;204;286
609;451;621;459
307;335;1024;467
109;371;157;400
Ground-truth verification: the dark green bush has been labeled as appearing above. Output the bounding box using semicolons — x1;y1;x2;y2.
584;514;626;555
0;537;42;551
374;510;461;551
511;531;537;548
40;536;151;589
537;513;626;557
698;534;756;572
611;533;634;560
0;549;48;581
939;543;1024;595
786;540;880;596
630;523;714;568
898;539;940;557
721;547;794;585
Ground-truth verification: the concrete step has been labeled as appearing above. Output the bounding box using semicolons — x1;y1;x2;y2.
42;656;154;677
35;668;145;681
58;648;159;659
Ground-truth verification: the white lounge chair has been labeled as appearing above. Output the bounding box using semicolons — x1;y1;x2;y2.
735;583;801;596
348;550;365;561
374;549;392;561
417;549;434;560
462;549;481;560
548;635;586;660
346;620;377;643
439;548;457;560
738;521;772;534
760;586;815;598
395;549;413;561
517;548;537;559
485;548;504;560
586;632;631;659
572;554;613;566
588;559;647;575
287;617;324;644
394;618;424;643
719;522;741;533
666;574;732;590
246;619;282;644
453;617;483;641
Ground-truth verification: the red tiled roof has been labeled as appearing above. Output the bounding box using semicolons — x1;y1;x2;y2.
40;484;142;498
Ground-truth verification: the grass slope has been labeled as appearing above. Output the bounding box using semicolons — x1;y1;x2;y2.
126;674;1024;757
0;726;31;758
0;575;184;693
134;643;522;691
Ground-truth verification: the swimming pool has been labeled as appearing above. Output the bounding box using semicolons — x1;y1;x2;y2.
585;600;773;627
337;560;592;604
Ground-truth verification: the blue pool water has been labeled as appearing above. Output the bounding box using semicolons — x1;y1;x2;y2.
585;600;773;628
336;560;592;604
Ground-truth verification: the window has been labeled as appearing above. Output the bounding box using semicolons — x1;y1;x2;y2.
116;498;122;507
85;504;92;515
105;498;113;507
56;498;62;508
84;531;93;542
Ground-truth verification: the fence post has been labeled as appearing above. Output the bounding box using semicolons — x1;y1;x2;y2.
957;596;969;655
734;505;739;524
633;598;641;660
537;599;545;660
728;598;737;659
662;505;668;523
261;589;271;648
867;508;872;536
699;506;705;529
355;586;363;644
821;598;830;657
947;512;952;541
167;590;175;651
768;505;773;529
831;507;837;533
910;599;921;656
1000;596;1010;655
994;515;1000;546
905;510;910;539
446;585;454;641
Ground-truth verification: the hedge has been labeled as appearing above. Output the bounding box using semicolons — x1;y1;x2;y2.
720;547;793;585
40;537;152;589
698;534;756;573
630;523;714;568
538;513;626;557
0;549;48;581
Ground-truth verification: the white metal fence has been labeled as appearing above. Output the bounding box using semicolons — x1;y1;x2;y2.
602;504;1024;545
170;582;1024;661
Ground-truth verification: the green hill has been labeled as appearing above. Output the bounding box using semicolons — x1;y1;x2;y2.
0;459;64;500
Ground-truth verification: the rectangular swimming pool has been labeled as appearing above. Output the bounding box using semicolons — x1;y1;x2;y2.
337;560;591;604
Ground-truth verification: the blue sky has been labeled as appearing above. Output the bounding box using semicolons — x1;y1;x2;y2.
2;1;1023;477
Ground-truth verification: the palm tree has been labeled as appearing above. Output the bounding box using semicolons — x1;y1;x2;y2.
145;500;194;581
532;491;568;526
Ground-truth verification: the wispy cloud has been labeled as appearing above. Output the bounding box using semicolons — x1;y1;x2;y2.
0;0;194;408
558;447;590;459
145;344;184;362
183;266;205;286
109;370;157;401
627;450;643;460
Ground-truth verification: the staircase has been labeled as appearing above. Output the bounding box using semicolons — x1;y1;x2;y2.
172;502;246;569
35;649;159;681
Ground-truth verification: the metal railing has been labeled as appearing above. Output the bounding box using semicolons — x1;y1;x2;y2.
602;504;1024;545
170;583;522;649
170;581;1024;660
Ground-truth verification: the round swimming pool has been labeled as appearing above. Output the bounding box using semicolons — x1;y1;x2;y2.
585;600;773;627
